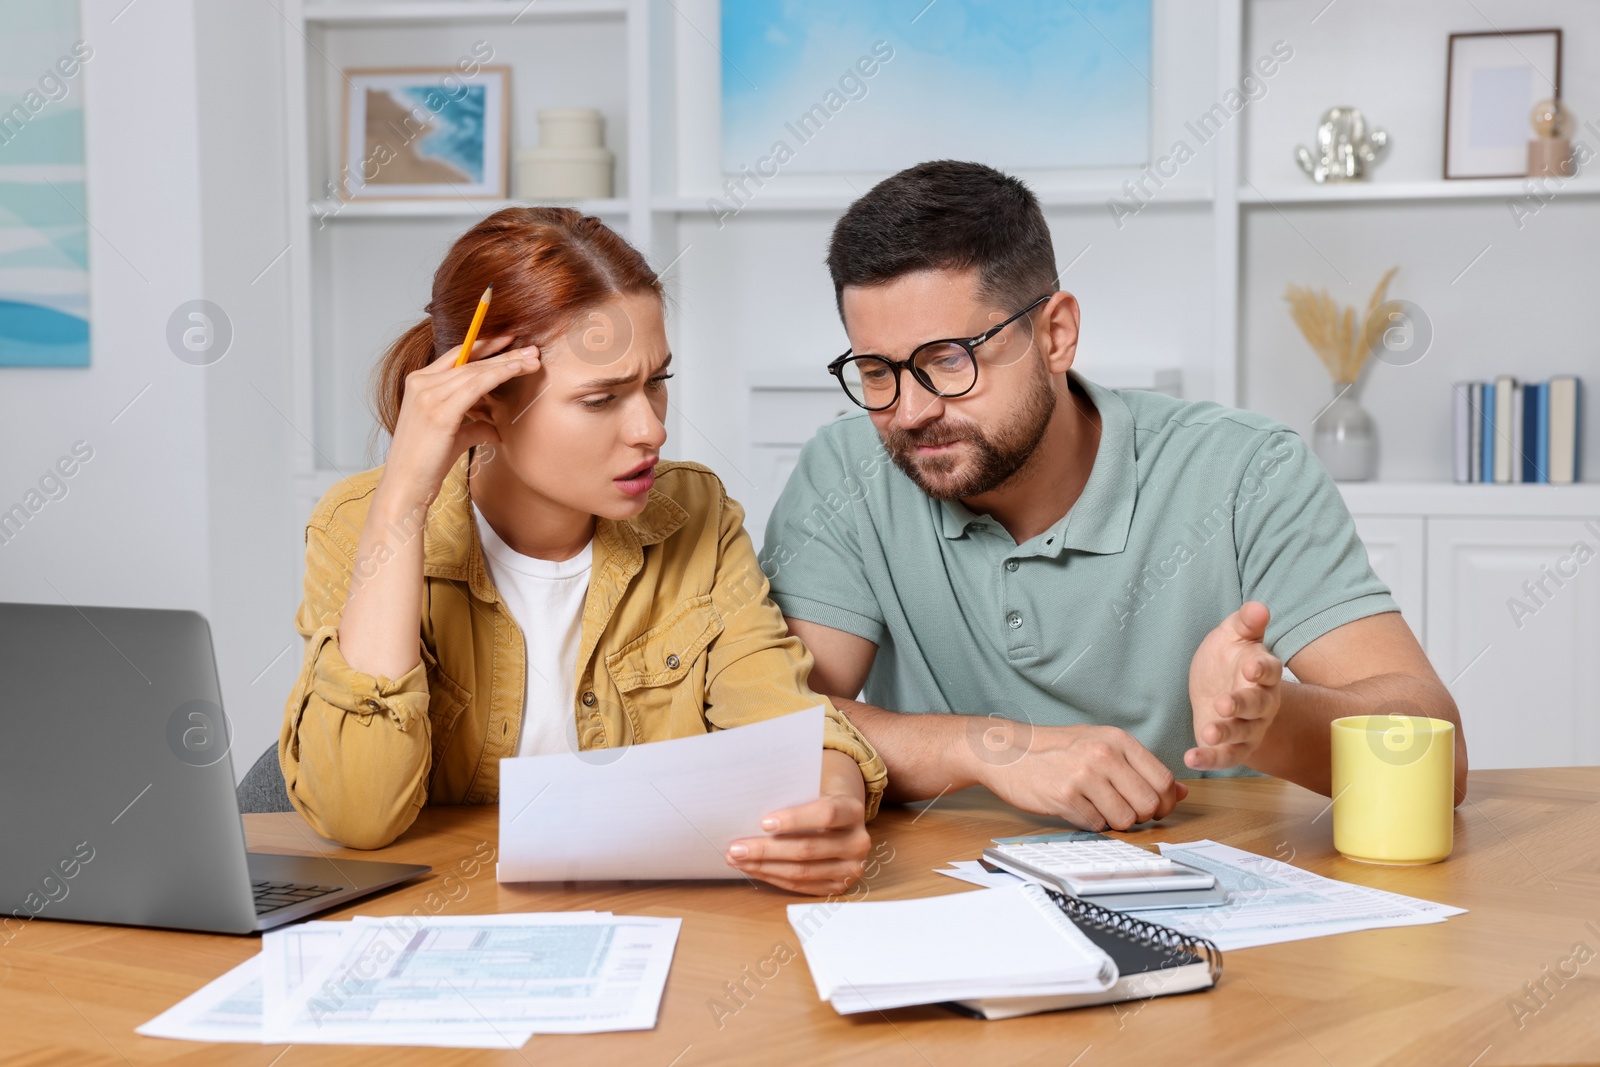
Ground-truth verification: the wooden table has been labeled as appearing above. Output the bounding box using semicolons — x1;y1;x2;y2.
3;769;1598;1066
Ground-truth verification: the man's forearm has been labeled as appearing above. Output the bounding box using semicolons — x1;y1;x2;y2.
835;697;985;802
1250;675;1469;804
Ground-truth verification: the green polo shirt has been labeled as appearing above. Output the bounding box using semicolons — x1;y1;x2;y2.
760;371;1399;779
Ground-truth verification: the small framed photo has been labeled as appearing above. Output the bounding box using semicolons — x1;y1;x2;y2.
340;66;511;200
1444;29;1562;179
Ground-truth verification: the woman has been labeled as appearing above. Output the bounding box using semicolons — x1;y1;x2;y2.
279;207;886;895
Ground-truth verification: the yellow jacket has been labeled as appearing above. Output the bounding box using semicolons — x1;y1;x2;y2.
279;449;887;849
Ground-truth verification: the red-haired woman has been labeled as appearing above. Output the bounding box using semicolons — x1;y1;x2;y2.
279;208;885;894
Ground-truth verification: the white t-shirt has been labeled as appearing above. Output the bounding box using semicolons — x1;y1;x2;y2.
471;501;593;758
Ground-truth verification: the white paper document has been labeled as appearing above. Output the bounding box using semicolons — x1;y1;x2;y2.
136;912;675;1047
1139;840;1467;951
138;919;541;1048
136;952;269;1044
934;860;1026;889
270;913;681;1041
498;705;824;881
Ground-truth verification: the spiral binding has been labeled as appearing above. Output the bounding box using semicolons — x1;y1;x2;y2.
1042;887;1224;985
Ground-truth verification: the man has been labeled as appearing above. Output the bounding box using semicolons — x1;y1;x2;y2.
761;160;1467;832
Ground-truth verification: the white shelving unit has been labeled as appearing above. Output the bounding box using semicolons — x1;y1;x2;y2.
1339;482;1600;518
306;197;630;218
280;0;1599;514
301;1;630;25
1239;176;1600;205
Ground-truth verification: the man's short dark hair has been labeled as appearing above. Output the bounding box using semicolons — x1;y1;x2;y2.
826;160;1058;319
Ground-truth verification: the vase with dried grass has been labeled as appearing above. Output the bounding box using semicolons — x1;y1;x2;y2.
1285;267;1397;481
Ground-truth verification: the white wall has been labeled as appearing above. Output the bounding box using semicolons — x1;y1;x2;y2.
194;0;300;777
1;0;210;613
0;0;296;780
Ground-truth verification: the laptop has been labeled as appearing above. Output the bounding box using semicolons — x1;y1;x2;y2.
0;602;429;935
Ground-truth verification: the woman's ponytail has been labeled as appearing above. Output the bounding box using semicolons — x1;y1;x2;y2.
371;315;438;441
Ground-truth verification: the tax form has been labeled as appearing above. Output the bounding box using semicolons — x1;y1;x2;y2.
135;952;268;1044
268;913;682;1041
136;911;677;1047
498;705;824;881
1140;840;1467;951
136;919;541;1047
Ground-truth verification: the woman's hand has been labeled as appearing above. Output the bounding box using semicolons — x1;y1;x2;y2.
726;749;871;895
379;334;540;510
338;334;538;681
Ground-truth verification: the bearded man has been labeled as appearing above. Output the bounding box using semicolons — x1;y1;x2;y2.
761;160;1467;829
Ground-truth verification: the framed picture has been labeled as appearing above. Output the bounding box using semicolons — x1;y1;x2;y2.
1444;29;1561;180
340;66;510;200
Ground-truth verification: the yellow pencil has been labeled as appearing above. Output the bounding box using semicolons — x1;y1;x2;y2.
451;284;493;368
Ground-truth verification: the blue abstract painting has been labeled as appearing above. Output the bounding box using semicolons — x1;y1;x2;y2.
721;0;1151;175
0;1;90;367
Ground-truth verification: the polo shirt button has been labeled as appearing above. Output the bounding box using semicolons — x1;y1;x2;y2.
1006;611;1023;630
581;691;597;707
665;654;680;669
1005;560;1018;572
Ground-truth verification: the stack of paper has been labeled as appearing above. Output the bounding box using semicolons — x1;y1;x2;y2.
1139;840;1466;950
947;839;1467;952
138;912;681;1047
787;884;1117;1014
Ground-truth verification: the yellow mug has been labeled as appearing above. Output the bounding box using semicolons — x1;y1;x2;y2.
1330;715;1455;865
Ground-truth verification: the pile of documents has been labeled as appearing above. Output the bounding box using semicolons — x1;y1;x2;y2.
1137;840;1466;950
937;839;1466;952
138;912;681;1047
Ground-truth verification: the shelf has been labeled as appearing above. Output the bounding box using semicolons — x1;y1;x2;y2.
1338;481;1600;518
1240;176;1600;206
308;197;630;219
302;0;627;26
653;186;1213;215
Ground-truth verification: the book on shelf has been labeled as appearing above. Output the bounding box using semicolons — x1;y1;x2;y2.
1467;382;1482;482
1455;376;1581;484
1510;380;1523;483
1453;384;1471;483
1493;375;1514;483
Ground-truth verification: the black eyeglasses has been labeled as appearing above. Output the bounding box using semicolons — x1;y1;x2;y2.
827;294;1051;412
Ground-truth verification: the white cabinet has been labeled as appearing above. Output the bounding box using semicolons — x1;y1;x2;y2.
1338;487;1600;769
1424;518;1600;770
1348;515;1425;641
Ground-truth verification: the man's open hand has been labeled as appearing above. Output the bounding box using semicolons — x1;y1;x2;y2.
1187;601;1283;771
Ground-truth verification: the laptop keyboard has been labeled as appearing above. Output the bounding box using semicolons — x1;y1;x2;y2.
252;880;342;915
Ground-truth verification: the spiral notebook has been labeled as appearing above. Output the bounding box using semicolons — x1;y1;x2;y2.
787;883;1221;1018
952;888;1223;1020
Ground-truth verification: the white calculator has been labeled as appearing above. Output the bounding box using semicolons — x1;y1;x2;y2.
983;832;1216;897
